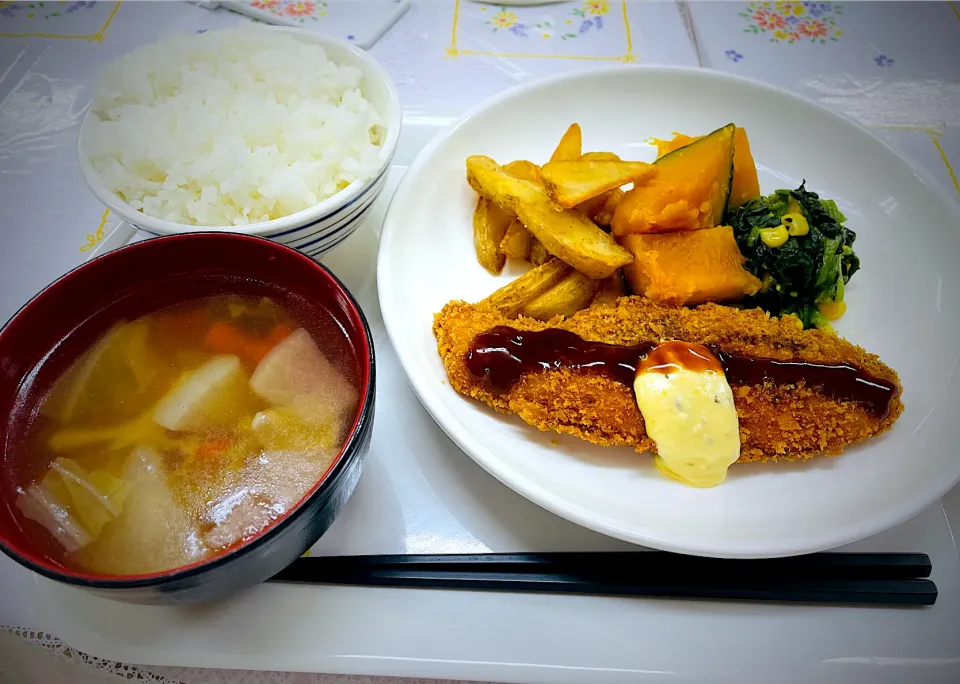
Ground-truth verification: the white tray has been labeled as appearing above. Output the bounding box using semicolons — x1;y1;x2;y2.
7;121;960;684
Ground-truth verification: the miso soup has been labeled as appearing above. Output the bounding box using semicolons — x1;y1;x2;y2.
11;294;359;576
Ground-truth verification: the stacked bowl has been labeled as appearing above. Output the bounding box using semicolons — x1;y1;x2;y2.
77;28;401;259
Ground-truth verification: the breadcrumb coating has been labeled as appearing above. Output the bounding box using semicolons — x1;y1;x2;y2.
433;297;903;463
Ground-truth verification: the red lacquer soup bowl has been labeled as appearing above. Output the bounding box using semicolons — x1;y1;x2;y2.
0;233;375;604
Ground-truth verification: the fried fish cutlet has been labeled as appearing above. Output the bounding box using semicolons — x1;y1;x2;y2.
433;298;903;463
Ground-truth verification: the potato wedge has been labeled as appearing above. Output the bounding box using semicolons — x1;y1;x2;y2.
489;157;540;265
516;200;633;278
520;270;600;321
590;272;628;308
503;160;542;183
473;198;513;274
550;123;582;162
594;188;625;227
481;258;571;317
541;160;657;208
467;155;542;206
500;219;532;260
529;239;549;266
580;151;621;162
466;156;633;279
576;186;621;226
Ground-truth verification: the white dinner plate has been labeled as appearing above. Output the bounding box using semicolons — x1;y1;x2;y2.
377;66;960;558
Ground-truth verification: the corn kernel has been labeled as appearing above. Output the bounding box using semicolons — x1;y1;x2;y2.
782;212;809;236
818;300;847;320
760;226;789;247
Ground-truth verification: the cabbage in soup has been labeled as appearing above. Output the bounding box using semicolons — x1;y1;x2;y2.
13;295;358;576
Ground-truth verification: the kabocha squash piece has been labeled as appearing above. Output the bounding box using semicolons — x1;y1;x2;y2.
651;133;699;158
728;128;761;207
652;128;760;209
620;225;762;306
612;124;735;236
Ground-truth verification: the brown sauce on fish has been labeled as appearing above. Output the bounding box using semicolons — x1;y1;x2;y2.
465;326;897;418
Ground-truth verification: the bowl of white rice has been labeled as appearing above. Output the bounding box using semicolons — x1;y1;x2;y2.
78;25;400;258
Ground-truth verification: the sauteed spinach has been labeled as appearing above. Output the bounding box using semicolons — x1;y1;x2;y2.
726;183;859;329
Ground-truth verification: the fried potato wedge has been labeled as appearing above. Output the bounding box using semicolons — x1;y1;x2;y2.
481;258;571;317
518;200;634;277
580;151;621;162
576;187;624;227
473;198;513;274
467;155;542;206
589;272;628;307
594;188;625;227
550;123;582;162
500;219;532;260
520;270;600;321
466;156;633;279
541;160;657;208
575;188;625;228
503;160;542;183
490;158;546;265
529;239;549;266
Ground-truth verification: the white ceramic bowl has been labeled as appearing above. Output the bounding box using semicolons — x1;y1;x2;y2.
379;65;960;558
78;27;401;259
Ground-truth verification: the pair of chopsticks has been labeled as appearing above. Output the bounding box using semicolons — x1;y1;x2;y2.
268;552;937;606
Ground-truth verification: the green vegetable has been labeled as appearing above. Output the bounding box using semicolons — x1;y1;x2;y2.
725;182;859;329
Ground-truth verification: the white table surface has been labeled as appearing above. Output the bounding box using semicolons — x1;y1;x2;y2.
1;2;959;683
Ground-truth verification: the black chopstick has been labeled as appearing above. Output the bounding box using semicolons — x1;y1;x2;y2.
285;551;932;580
268;552;937;606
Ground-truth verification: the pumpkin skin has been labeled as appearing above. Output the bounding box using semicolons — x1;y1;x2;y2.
620;225;762;306
652;127;761;209
612;124;735;236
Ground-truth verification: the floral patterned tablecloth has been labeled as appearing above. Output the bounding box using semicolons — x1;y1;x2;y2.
0;2;958;683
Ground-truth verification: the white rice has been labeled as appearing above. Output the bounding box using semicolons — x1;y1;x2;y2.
85;25;384;227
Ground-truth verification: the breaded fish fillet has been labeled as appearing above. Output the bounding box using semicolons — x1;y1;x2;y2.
433;298;903;463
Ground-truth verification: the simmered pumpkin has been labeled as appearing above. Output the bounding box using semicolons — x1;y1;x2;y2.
612;124;735;236
729;128;761;207
651;127;761;209
651;133;699;158
620;225;762;306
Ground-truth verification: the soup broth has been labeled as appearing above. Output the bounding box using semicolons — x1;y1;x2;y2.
10;294;359;576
